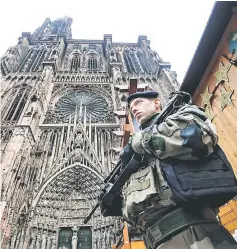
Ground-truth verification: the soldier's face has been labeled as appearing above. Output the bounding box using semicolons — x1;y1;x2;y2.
130;97;161;124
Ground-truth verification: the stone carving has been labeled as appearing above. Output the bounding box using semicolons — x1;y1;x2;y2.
110;226;116;245
109;48;117;62
63;43;104;72
14;127;25;136
25;95;38;116
46;232;52;249
71;229;77;249
41;230;47;249
0;15;179;249
50;234;56;249
93;229;99;249
112;67;121;83
41;66;52;82
44;88;115;124
1;47;19;71
29;227;37;249
35;233;41;249
51;50;59;62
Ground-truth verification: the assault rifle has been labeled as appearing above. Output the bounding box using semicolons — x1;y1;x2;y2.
83;91;191;224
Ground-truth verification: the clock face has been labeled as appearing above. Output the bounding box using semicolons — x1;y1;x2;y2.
54;90;110;123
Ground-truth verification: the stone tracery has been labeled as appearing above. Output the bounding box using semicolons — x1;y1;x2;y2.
53;90;111;123
0;16;179;249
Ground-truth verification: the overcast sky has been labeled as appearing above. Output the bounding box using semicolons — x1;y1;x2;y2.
0;0;216;83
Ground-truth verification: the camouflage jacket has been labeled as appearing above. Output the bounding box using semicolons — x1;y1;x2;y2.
122;105;218;226
130;104;218;160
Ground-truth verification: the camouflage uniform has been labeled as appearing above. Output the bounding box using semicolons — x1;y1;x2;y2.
122;104;237;249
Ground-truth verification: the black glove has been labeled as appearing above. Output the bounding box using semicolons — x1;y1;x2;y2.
99;184;123;217
119;144;134;166
100;195;123;217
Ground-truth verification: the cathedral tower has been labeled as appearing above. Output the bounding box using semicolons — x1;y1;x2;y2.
0;17;179;249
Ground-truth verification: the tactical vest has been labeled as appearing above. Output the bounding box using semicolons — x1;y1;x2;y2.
161;144;237;208
122;157;174;227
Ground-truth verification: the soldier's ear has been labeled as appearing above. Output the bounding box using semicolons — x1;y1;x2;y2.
154;98;161;110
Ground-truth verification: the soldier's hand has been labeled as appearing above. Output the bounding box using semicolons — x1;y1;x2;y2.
99;194;123;217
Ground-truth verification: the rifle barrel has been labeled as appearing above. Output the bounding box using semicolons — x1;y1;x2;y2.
83;202;100;224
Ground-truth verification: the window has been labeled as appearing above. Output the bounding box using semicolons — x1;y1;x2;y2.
88;57;97;72
71;56;81;72
4;87;29;122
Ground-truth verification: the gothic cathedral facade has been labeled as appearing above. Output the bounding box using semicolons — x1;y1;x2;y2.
0;17;179;249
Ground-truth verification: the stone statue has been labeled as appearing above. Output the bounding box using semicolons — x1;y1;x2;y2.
93;230;98;249
109;48;117;62
111;226;116;245
41;66;52;82
71;233;77;249
42;24;52;40
2;47;18;71
101;228;106;249
41;230;47;249
17;37;29;61
25;95;37;116
46;232;52;249
50;236;56;249
112;67;121;82
105;227;110;248
29;227;37;249
35;233;41;249
50;50;59;61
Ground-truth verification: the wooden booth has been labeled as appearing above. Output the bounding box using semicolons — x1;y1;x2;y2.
181;1;237;234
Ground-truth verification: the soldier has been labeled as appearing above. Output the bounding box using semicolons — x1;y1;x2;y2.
101;91;237;249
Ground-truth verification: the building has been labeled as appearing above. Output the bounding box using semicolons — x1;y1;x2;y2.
180;1;237;235
0;17;178;249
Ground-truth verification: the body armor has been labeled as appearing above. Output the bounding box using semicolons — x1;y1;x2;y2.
122;156;174;228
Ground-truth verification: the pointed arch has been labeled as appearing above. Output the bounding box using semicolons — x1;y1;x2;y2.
69;49;83;72
86;75;90;82
88;57;98;72
2;85;31;122
32;163;103;207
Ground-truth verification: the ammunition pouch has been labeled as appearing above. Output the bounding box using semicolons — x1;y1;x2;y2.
143;208;217;249
161;144;237;208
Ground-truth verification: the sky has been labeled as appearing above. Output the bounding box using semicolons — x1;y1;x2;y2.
0;0;216;83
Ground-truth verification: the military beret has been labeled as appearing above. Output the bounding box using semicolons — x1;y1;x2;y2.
127;91;159;106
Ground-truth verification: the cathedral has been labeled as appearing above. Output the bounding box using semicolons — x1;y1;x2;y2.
0;17;179;249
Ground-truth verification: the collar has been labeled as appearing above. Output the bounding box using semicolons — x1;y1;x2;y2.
139;112;160;130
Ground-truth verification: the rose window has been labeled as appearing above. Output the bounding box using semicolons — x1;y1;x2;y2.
53;90;111;123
